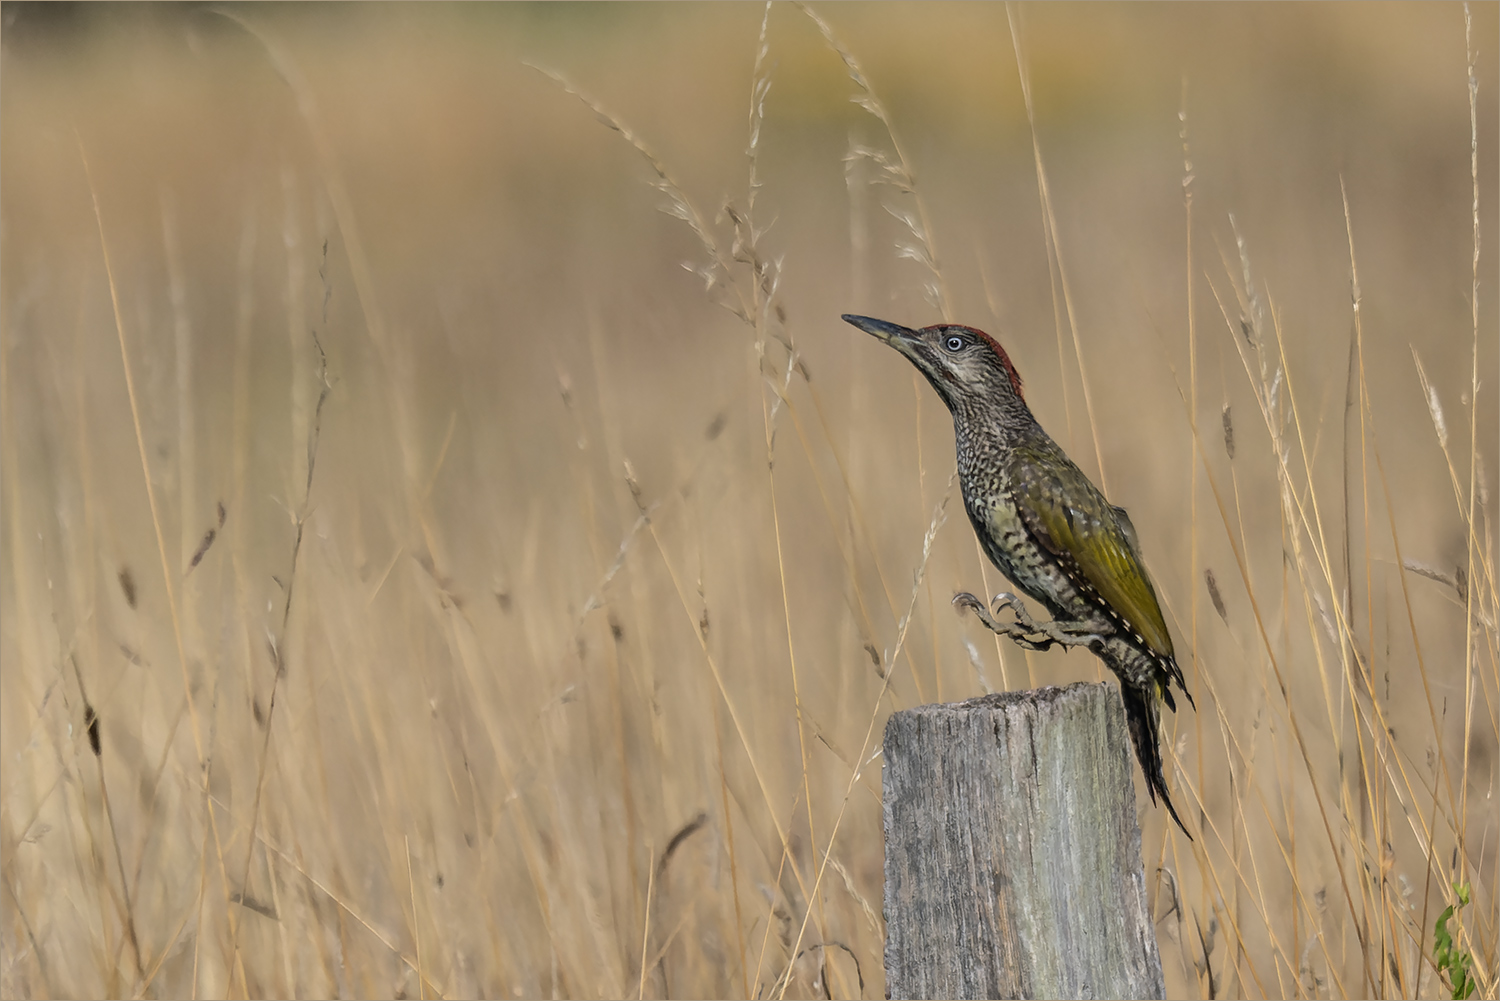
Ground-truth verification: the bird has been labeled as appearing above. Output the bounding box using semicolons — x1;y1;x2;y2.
843;313;1194;837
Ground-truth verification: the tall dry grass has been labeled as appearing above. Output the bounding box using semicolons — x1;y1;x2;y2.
1;4;1496;999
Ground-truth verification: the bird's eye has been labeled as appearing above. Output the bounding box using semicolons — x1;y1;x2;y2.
944;335;965;352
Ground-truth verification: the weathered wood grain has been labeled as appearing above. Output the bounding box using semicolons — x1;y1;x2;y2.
883;682;1164;1000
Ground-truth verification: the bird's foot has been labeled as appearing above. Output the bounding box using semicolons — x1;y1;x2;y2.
953;592;1025;638
953;592;1104;652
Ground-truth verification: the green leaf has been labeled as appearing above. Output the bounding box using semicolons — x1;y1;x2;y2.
1434;883;1476;1001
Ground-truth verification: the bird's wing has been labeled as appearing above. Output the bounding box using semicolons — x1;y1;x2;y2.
1009;443;1174;658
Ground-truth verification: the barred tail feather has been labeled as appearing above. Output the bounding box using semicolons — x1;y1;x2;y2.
1120;683;1192;840
1163;653;1195;710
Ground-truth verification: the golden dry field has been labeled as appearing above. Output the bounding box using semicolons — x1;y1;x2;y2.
2;3;1497;998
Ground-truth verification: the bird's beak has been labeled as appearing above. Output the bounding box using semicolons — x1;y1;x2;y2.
843;312;953;404
841;314;919;348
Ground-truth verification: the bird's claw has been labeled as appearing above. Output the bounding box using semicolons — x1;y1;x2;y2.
953;591;1104;652
952;592;1015;637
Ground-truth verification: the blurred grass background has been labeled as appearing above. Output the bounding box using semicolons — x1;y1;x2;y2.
1;3;1496;998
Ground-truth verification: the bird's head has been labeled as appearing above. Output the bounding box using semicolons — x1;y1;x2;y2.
842;314;1025;414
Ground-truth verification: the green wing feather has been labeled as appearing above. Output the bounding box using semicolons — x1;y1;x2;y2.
1009;442;1174;658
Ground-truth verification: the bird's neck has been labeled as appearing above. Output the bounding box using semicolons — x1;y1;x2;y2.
951;395;1037;475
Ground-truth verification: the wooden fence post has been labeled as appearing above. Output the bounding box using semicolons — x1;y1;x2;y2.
882;682;1165;1000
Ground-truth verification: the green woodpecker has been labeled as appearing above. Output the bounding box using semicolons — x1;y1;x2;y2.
844;313;1193;837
